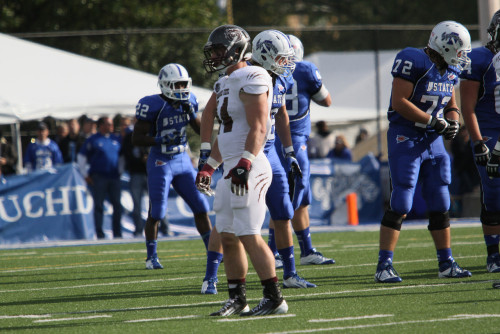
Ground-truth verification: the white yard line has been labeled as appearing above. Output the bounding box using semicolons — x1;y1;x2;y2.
34;315;112;323
216;314;296;322
265;314;500;334
125;315;199;322
309;314;393;322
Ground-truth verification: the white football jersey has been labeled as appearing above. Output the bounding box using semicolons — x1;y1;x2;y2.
214;65;273;161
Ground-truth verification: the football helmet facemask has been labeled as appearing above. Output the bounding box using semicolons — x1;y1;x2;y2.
287;34;304;62
158;63;192;101
252;30;296;76
488;10;500;53
428;21;471;70
203;25;252;73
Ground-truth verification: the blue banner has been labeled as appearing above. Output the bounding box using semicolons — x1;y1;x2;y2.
0;156;385;244
0;164;95;244
309;154;384;225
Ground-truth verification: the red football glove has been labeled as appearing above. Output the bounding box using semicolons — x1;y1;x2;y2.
196;163;215;196
224;158;251;196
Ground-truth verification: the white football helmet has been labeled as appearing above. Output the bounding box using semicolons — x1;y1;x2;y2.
487;10;500;53
287;34;304;62
428;21;471;69
158;63;192;100
252;30;296;76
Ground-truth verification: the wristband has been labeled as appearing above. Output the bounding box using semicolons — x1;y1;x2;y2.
206;157;221;170
200;142;211;150
495;140;500;151
242;151;256;163
427;116;433;125
444;107;460;116
284;146;294;154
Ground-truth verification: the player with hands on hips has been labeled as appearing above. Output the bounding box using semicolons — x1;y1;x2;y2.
133;63;213;270
374;21;472;283
460;11;500;273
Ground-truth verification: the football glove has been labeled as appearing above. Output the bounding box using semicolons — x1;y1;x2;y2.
181;101;195;114
196;164;215;196
443;118;459;140
473;140;490;166
224;158;251;196
486;146;500;179
285;151;303;179
429;116;449;135
198;149;211;171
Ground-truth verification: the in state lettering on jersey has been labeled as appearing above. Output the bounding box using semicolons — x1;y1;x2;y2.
214;66;273;161
135;93;198;156
285;61;324;138
387;47;459;131
459;46;500;130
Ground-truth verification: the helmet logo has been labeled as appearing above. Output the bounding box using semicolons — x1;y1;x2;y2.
255;39;278;54
224;28;242;43
441;31;463;47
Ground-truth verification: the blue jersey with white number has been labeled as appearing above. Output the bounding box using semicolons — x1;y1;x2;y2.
459;46;500;130
24;139;63;171
285;61;324;138
264;75;293;153
135;93;198;157
388;48;459;131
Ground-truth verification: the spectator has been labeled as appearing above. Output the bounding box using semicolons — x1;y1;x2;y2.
80;116;97;138
327;135;352;161
355;128;369;145
0;129;18;181
122;127;169;237
77;116;123;239
59;118;86;163
23;122;63;172
307;120;335;158
53;122;69;146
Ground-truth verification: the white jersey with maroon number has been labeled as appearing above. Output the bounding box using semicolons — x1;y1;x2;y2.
213;65;273;161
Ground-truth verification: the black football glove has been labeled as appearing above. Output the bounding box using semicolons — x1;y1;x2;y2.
442;118;459;140
224;158;251;196
486;146;500;179
429;116;449;135
473;140;490;166
181;101;195;114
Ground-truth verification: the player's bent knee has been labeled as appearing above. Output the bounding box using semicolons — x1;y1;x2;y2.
381;210;405;231
481;209;500;226
428;211;450;231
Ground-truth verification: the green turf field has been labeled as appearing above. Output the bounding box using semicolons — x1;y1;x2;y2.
1;224;499;333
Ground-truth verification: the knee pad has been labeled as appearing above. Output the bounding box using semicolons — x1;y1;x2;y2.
381;210;405;231
428;211;450;231
480;209;500;226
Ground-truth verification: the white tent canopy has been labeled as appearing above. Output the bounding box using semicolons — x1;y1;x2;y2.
0;33;212;124
306;50;397;124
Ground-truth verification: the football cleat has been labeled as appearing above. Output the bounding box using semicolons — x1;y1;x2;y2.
300;248;335;265
487;253;500;273
210;297;249;316
240;297;288;316
283;273;317;288
145;257;163;270
374;261;402;283
275;253;284;269
438;260;472;278
201;277;218;294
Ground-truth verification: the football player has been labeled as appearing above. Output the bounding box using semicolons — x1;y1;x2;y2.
197;25;288;316
460;10;500;273
272;34;335;267
132;63;213;270
199;30;316;294
374;21;472;282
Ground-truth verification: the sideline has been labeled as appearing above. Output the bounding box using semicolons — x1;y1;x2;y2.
0;218;480;250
